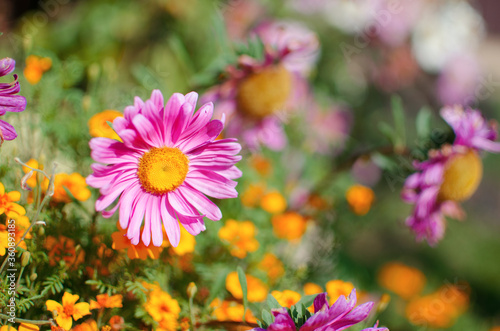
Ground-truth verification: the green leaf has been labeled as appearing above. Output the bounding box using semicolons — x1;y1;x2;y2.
416;107;432;139
391;95;406;148
237;266;248;322
296;294;317;309
261;309;273;327
267;293;282;310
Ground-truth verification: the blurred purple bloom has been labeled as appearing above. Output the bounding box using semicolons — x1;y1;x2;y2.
253;289;388;331
402;106;500;245
0;58;27;142
437;55;481;106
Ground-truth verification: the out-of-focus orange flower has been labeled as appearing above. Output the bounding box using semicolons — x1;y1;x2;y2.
179;317;190;331
210;298;258;325
108;316;125;331
46;292;91;330
225;271;268;303
0;182;26;218
167;226;196;256
271;290;301;308
326;280;354;305
24;55;52;84
22;159;42;189
272;212;307;241
90;294;123;310
45;235;85;270
406;285;469;329
42;173;91;203
241;183;266;208
303;283;323;296
260;191;287;214
489;327;500;331
250;155;272;176
346;184;375;215
0;215;31;255
112;223;162;260
144;289;180;331
218;219;259;258
0;326;16;331
258;253;284;281
86;242;114;277
378;262;426;300
70;319;98;331
88;110;123;141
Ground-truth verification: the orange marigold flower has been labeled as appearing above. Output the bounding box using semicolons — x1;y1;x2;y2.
210;298;257;324
0;182;26;218
144;289;180;331
258;253;284;281
250;154;272;176
377;262;426;300
303;283;323;296
0;215;31;256
326;280;355;305
218;219;259;258
240;183;266;208
22;158;42;188
70;319;98;331
108;316;125;331
24;55;52;85
345;184;375;215
88;110;123;141
272;212;307;241
225;271;268;303
46;292;91;330
260;191;287;214
111;223;163;260
45;235;85;270
89;293;123;310
271;290;301;308
42;173;91;203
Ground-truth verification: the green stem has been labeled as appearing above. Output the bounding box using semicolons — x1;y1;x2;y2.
0;313;55;326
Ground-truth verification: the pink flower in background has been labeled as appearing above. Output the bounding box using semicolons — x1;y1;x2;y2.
223;0;265;41
0;58;27;143
202;21;318;151
437;54;481;106
402;106;500;245
375;0;424;47
87;90;241;247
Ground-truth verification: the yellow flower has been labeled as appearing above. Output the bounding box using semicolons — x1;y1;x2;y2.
111;223;163;260
240;183;266;208
303;283;323;296
258;253;284;281
225;271;268;303
46;292;91;330
70;320;98;331
0;183;26;218
24;55;52;85
260;191;287;214
89;293;123;310
271;290;301;308
0;215;31;256
170;226;196;256
43;173;91;203
326;280;354;305
0;326;16;331
218;219;259;258
88;110;123;141
272;212;307;241
210;298;258;324
144;289;180;330
345;184;375;215
378;262;426;300
19;325;39;331
22;159;42;188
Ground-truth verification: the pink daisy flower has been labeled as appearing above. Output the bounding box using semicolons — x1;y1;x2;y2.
87;90;242;247
402;106;500;245
201;20;318;151
0;58;27;143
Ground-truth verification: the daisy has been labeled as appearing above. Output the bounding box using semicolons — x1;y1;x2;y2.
201;20;318;151
87;90;242;247
402;106;500;245
0;58;27;143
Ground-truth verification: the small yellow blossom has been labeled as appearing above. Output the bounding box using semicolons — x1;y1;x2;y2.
24;55;52;85
346;184;375;215
88;110;123;141
271;290;301;308
218;219;259;258
241;183;266;208
225;271;268;303
0;183;26;218
260;191;287;214
46;292;91;330
326;280;354;305
303;283;323;296
272;212;307;241
378;262;426;300
144;289;180;331
258;253;284;281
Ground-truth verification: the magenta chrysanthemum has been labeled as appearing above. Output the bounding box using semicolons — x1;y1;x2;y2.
87;90;242;247
402;106;500;245
0;58;27;142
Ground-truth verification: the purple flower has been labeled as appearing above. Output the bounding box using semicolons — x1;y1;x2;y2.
402;106;500;245
87;90;241;247
0;58;27;143
253;290;389;331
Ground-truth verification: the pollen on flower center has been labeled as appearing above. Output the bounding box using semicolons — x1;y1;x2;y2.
236;64;292;118
438;149;483;202
137;147;189;194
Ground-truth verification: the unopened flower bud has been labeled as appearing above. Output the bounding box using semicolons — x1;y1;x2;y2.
187;282;197;298
21;251;31;267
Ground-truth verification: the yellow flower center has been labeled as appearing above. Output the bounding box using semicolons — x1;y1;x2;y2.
236;65;292;118
137;147;189;194
438;149;483;202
